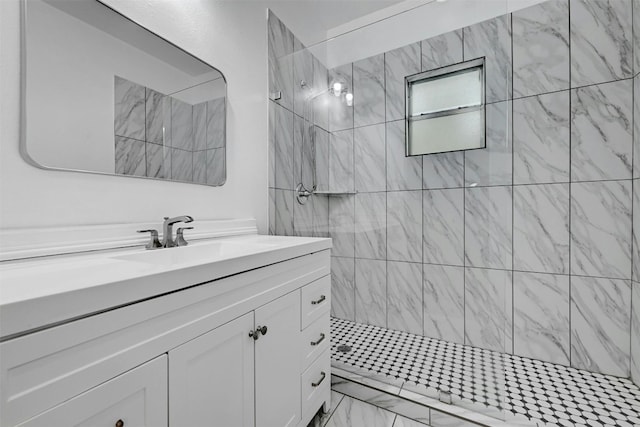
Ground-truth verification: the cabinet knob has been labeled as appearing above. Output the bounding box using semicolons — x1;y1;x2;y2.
259;325;268;336
249;330;260;340
115;420;124;427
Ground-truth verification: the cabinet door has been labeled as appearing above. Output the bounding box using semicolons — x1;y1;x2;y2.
255;291;301;427
18;355;167;427
169;312;254;427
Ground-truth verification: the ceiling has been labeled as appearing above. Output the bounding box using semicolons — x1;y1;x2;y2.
263;0;407;46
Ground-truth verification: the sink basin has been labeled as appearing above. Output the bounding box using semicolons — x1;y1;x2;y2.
112;239;273;266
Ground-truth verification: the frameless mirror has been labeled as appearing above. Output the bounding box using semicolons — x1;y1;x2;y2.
22;0;227;186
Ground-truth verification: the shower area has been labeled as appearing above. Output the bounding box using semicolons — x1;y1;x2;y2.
269;0;640;425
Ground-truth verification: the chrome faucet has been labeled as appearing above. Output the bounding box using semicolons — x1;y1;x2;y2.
162;215;194;248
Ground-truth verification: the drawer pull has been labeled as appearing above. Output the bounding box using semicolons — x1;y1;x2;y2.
311;295;326;305
115;420;124;427
310;333;326;346
311;371;326;387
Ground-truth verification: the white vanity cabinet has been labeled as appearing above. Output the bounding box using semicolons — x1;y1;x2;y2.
0;246;331;427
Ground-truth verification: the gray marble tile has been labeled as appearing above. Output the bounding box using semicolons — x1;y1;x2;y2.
423;264;464;344
329;64;354;132
634;181;640;281
330;130;355;192
387;120;422;191
316;127;330;191
331;257;356;321
571;180;632;279
635;0;640;76
206;148;225;186
571;79;633;182
312;55;329;131
393;415;429;427
513;90;570;185
423;188;464;266
207;98;225;149
355;124;386;192
114;76;145;140
513;183;570;274
513;272;570;365
355;258;387;328
387;261;423;335
463;15;512;103
429;411;477;427
269;102;276;188
145;88;168;145
571;276;631;376
632;281;640;384
294;193;313;237
193;151;207;185
274;189;294;236
293;46;313;117
421;30;463;71
354;54;385;128
293;115;306;187
512;0;570;97
313;195;330;238
268;11;294;111
465;186;513;270
145;142;170;179
272;102;295;190
570;0;632;87
465;101;512;187
171;148;193;182
387;191;422;263
193;102;207;151
385;43;420;122
171;98;193;151
324;395;395;427
465;267;513;353
355;192;387;260
115;136;145;176
269;188;276;236
422;152;464;190
635;74;640;179
329;196;355;257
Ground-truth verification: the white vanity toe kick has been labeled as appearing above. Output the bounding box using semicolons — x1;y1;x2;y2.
0;235;332;340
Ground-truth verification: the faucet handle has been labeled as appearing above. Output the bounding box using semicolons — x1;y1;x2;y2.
137;229;162;250
176;227;193;247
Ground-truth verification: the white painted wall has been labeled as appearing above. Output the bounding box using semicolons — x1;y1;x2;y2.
0;0;269;231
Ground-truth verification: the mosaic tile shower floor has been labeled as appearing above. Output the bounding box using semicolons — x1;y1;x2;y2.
330;318;640;427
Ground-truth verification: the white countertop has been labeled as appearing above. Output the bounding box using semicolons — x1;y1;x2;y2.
0;234;331;340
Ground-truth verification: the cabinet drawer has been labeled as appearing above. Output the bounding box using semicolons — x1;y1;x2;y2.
17;355;168;427
300;316;330;370
300;349;330;420
300;276;330;329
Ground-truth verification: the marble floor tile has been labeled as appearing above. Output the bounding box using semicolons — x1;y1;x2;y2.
392;415;429;427
330;130;355;192
387;261;423;335
571;276;631;377
193;102;207;151
571;79;632;182
355;258;387;328
465;267;513;353
355;192;386;260
207;98;225;149
272;102;295;190
387;191;422;263
114;76;145;141
463;15;512;103
512;0;569;98
171;98;194;151
145;88;167;145
324;395;396;427
274;189;294;236
386;120;422;191
423;188;464;266
465;101;512;187
464;186;512;270
513;90;570;185
571;180;632;279
206;148;225;186
354;54;385;128
171;148;193;182
355;124;386;192
513;183;570;274
422;152;464;190
329;196;355;258
429;411;478;427
632;281;640;384
513;272;570;365
115;136;146;177
145;142;170;179
331;257;355;321
329;64;354;132
421;30;463;71
570;0;632;87
385;43;420;122
423;264;464;344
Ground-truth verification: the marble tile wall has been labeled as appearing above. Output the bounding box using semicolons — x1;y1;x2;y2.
114;76;225;185
268;1;640;381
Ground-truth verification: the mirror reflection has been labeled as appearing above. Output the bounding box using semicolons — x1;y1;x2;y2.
23;0;227;186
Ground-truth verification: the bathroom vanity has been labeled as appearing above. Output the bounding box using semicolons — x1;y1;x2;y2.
0;230;331;427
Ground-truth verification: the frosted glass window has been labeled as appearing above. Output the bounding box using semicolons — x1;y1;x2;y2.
405;58;485;156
